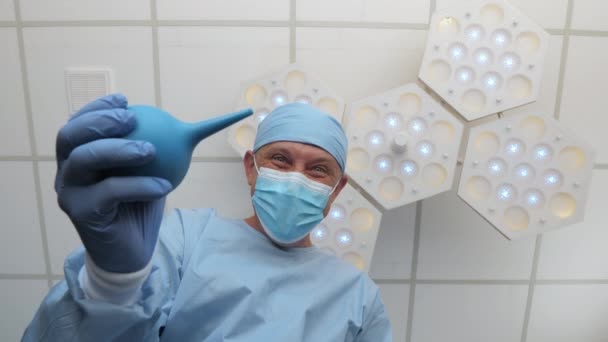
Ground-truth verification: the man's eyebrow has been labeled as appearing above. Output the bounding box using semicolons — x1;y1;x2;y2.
307;156;334;164
263;146;292;157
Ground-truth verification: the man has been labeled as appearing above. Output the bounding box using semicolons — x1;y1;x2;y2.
23;94;392;341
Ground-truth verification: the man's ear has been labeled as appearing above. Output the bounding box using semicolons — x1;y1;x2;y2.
323;174;348;217
329;174;348;203
243;150;256;186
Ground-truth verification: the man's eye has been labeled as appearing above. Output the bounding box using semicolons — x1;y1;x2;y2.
272;155;287;163
312;166;328;174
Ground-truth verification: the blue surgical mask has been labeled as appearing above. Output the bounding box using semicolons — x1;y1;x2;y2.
252;160;338;245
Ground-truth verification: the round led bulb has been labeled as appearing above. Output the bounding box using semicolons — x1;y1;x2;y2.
400;160;418;178
271;90;288;107
513;163;536;182
524;189;545;208
416;140;435;158
504;138;525;157
542;169;563;187
335;229;354;248
311;224;329;243
385;112;402;129
491;29;511;48
407;117;427;136
329;204;346;221
487;158;507;177
497;183;517;202
481;72;503;91
367;131;385;148
255;109;269;122
501;52;521;72
532;144;554;162
465;25;485;42
473;48;494;66
374;155;393;173
455;67;475;84
448;43;468;61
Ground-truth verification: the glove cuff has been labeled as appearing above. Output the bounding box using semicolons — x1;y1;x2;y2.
79;252;152;305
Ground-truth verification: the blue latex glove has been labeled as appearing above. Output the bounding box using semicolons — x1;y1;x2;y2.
55;94;173;273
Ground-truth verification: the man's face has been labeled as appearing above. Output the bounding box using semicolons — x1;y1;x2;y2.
243;141;348;217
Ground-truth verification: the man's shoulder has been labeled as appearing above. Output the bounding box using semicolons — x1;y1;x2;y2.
312;251;379;291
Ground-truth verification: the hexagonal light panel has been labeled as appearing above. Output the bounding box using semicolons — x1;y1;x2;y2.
344;83;464;210
313;183;382;272
419;0;549;121
228;63;345;157
458;113;595;239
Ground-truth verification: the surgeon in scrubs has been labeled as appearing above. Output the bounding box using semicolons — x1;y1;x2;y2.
23;93;392;341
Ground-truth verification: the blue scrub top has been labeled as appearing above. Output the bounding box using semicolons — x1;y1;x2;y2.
23;208;392;341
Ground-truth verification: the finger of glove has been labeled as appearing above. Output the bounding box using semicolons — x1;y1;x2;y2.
90;177;173;213
61;139;155;184
70;93;128;121
56;108;136;161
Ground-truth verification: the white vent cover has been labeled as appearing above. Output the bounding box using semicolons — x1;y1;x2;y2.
65;68;113;113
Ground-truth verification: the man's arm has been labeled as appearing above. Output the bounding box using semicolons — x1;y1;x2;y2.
21;208;213;341
356;288;393;342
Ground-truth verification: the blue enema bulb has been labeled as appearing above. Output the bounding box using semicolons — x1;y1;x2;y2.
111;105;253;189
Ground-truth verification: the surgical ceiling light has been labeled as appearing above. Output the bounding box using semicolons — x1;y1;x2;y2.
228;63;345;157
312;184;383;272
344;83;464;210
418;0;549;121
458;113;595;239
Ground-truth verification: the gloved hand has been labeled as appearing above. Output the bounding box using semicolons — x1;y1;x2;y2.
55;94;173;274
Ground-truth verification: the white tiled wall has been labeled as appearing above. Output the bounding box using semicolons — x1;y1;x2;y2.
571;0;608;31
559;36;608;164
0;162;46;274
2;0;607;341
369;204;416;280
0;280;49;341
527;284;608;342
0;0;14;21
411;284;529;342
156;0;289;20
296;0;430;24
158;26;290;158
23;26;156;156
296;28;427;103
19;0;151;20
417;189;536;280
378;283;410;342
0;28;30;156
165;162;253;218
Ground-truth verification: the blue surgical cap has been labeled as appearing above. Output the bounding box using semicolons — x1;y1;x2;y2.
253;103;348;172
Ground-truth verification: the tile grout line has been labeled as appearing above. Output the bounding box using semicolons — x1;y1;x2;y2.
150;0;162;107
405;201;423;342
553;0;574;120
296;21;428;30
289;0;296;63
12;0;54;290
429;0;436;22
406;3;434;340
520;235;543;342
